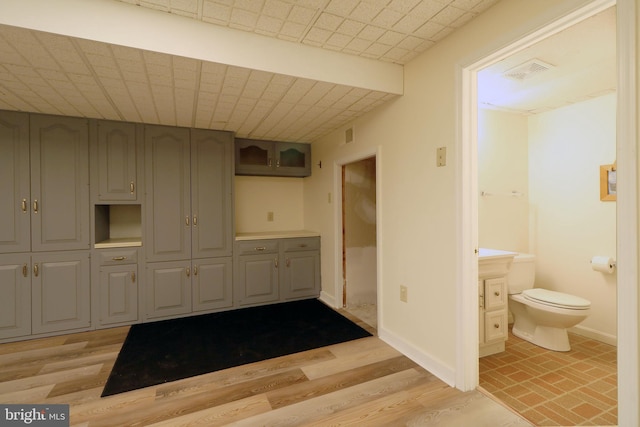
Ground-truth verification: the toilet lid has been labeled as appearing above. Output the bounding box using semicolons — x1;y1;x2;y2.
522;288;591;309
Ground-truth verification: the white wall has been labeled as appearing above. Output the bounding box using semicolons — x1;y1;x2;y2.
234;176;304;233
305;0;600;384
529;93;617;342
478;109;530;252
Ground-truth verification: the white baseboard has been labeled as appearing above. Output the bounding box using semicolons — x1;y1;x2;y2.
570;325;617;347
378;326;456;388
319;291;337;308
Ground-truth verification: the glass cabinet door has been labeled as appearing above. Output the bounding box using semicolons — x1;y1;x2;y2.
276;143;311;176
235;139;275;175
235;139;311;177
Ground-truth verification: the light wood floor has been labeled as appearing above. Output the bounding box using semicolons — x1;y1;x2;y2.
0;310;532;426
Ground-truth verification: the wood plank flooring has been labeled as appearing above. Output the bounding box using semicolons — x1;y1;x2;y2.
0;310;532;426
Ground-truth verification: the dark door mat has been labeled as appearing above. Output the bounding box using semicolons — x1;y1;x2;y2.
101;299;372;397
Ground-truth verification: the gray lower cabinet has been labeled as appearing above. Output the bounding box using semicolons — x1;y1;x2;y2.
31;251;91;335
234;237;320;308
146;257;233;319
0;254;31;340
94;248;139;327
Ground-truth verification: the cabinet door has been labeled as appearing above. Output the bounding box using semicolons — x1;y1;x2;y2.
97;121;137;201
145;260;192;319
99;264;138;326
32;251;91;334
0;254;31;340
145;125;191;262
191;129;233;258
236;254;279;306
192;257;233;312
234;138;274;176
276;142;311;177
0;111;30;254
282;251;320;300
30;115;89;252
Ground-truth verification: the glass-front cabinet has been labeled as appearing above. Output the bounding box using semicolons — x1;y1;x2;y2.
235;138;311;177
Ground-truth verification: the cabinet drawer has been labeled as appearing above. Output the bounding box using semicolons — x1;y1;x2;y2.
236;240;279;255
98;249;138;265
282;237;319;252
484;277;507;310
484;309;508;342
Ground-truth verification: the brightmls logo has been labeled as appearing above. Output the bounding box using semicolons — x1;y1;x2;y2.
1;405;69;426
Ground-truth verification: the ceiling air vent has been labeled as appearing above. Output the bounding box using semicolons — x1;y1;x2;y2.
503;59;554;81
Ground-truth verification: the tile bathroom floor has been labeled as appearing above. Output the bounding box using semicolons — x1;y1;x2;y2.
480;327;617;426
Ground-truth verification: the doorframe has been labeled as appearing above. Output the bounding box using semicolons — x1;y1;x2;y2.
333;146;381;321
457;0;638;424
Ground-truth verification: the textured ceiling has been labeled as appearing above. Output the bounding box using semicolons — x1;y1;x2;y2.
0;0;499;142
478;6;616;115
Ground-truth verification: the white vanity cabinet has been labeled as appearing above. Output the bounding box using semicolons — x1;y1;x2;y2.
478;249;515;357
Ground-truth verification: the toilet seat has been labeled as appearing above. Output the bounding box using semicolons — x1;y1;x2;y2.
522;288;591;310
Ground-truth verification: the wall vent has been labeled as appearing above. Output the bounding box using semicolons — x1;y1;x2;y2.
345;127;354;144
503;59;554;81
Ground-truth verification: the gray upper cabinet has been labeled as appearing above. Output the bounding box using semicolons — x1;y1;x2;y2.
145;125;191;262
235;138;311;177
0;111;30;254
30;114;89;252
96;121;138;201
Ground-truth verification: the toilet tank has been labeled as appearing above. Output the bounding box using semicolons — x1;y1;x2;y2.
506;253;536;294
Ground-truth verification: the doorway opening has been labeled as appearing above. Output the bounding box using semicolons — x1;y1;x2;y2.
341;156;378;331
458;0;638;425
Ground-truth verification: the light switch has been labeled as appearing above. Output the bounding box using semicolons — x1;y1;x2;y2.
267;211;274;222
437;147;446;167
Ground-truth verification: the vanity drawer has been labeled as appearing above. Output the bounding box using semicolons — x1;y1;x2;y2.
236;240;279;255
484;309;508;342
484;277;507;310
98;248;138;265
282;237;319;252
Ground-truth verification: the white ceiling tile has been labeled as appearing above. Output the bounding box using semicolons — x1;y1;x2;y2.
325;0;358;16
304;27;332;44
357;25;385;41
336;19;366;36
372;8;404;27
263;0;291;19
278;21;307;40
316;13;344;31
378;30;405;45
202;2;232;24
349;2;384;22
326;32;353;49
256;15;284;35
432;5;467;26
288;4;318;25
229;7;259;30
387;0;422;14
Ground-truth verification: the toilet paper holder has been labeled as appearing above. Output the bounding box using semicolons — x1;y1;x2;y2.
590;256;616;273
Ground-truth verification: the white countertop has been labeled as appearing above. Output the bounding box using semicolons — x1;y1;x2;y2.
235;230;320;241
95;238;143;249
478;248;517;259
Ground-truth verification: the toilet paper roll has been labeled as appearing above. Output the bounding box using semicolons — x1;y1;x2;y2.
591;256;615;274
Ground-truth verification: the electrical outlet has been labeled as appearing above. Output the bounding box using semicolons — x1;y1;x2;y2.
400;285;408;302
267;211;274;222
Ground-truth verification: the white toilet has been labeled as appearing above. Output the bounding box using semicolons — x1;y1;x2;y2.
507;253;591;351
